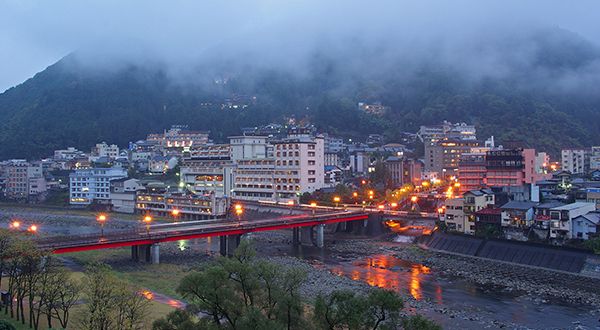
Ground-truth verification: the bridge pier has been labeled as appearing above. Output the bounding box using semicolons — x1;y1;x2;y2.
150;243;160;264
292;228;300;246
315;224;324;248
219;234;241;256
300;227;313;245
132;244;152;263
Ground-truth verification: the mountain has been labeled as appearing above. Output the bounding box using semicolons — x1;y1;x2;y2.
0;27;599;159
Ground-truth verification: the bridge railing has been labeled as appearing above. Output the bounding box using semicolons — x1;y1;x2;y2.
36;210;368;250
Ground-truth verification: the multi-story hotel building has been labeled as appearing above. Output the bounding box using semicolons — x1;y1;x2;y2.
69;167;127;205
232;134;325;202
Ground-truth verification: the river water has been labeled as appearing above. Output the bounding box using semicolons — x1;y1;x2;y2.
182;236;599;329
3;213;598;329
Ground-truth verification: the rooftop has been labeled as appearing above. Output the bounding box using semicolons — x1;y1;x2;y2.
574;212;600;225
552;202;595;211
500;201;538;210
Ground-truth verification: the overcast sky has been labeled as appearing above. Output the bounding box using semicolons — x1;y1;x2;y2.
1;0;599;92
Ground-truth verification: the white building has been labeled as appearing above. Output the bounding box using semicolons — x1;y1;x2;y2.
3;160;47;200
548;202;596;240
90;142;120;161
69;168;128;205
232;134;325;203
54;147;82;160
230;136;268;161
110;178;143;213
590;146;600;171
561;149;588;174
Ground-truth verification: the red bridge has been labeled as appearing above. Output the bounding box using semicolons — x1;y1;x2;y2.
35;211;369;263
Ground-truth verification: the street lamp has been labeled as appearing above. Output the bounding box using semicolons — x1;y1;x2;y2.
143;215;152;235
333;196;341;208
171;209;180;220
310;201;317;215
9;220;20;229
28;225;38;233
234;204;243;224
97;214;107;237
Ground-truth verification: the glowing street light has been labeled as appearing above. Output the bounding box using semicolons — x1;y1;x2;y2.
28;225;38;233
97;214;107;237
234;204;243;224
411;196;418;203
333;196;341;207
309;201;317;215
171;209;180;219
9;220;20;229
143;215;152;235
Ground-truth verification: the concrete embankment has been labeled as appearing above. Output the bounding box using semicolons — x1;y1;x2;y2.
418;232;598;275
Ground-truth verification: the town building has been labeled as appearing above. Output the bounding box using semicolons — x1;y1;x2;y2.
3;160;47;201
324;152;340;167
590;146;600;171
444;197;466;233
53;147;83;160
110;178;143;213
90;142;120;161
462;189;495;235
147;125;209;149
547;202;596;240
500;201;538;240
357;102;389;116
485;149;551;187
383;156;422;187
323;134;345;153
69;167;128;205
424;138;481;175
135;186;227;219
572;212;600;240
349;152;370;175
458;153;486;194
561;149;588;175
180;144;235;198
231;134;325;203
418;121;477;143
586;188;600;209
474;206;502;234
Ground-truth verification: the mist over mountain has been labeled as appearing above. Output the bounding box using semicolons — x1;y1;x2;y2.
0;23;599;159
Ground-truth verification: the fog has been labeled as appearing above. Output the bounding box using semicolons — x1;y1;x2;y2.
1;0;600;93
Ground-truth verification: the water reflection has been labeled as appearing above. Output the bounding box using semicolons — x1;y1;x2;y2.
332;255;437;301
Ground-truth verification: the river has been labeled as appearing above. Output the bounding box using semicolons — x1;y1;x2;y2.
2;211;599;329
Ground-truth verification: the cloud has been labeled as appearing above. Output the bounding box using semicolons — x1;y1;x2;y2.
1;0;600;92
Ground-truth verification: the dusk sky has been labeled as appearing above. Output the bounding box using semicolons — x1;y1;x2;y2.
1;0;599;92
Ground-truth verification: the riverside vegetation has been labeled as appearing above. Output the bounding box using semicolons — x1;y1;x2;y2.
152;240;441;330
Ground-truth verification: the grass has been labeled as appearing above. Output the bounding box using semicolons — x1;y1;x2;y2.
0;271;176;330
0;202;176;223
67;248;192;299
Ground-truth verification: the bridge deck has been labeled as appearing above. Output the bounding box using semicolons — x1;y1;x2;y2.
36;211;369;254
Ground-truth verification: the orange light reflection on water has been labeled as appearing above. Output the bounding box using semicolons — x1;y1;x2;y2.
331;255;438;302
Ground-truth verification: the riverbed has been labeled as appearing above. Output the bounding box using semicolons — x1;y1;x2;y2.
2;208;599;329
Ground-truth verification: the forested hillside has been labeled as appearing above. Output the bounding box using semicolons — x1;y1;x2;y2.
0;27;599;159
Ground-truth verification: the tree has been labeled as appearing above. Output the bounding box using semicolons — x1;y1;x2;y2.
364;289;403;329
401;315;442;330
77;262;149;330
0;320;16;330
114;282;151;330
152;310;205;330
585;237;600;254
313;290;365;330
